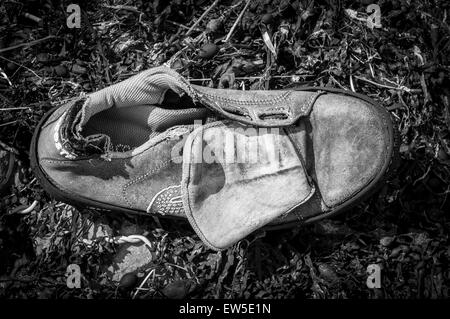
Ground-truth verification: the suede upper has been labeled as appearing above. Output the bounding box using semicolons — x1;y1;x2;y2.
33;66;394;250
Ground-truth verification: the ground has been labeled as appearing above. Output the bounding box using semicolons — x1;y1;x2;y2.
0;0;449;299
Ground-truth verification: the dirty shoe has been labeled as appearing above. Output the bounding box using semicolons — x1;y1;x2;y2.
31;66;399;250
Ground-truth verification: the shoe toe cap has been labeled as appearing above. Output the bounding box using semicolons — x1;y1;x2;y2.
310;93;393;207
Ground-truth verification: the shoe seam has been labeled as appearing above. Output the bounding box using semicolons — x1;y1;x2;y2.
200;90;290;105
121;160;172;208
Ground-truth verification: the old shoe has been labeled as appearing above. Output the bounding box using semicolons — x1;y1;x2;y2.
31;66;399;250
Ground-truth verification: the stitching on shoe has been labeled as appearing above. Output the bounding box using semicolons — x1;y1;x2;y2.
146;185;183;215
42;159;74;164
121;160;172;208
299;90;324;115
201;91;290;105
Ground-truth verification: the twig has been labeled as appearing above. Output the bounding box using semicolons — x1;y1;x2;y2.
19;177;37;193
132;268;155;299
354;75;421;93
0;140;19;155
350;75;356;92
0;56;42;79
0;107;30;111
9;200;39;215
164;47;188;68
166;263;189;272
0;35;57;54
22;12;42;24
103;5;141;14
0;67;12;86
8;201;39;215
186;0;220;36
0;120;18;127
329;75;348;90
413;165;432;186
105;234;155;252
20;200;39;214
166;20;200;32
224;0;252;42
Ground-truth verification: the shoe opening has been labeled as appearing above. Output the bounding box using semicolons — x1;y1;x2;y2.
53;66;212;157
80;89;208;152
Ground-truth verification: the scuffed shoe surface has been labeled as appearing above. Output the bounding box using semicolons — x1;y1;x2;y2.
31;66;398;250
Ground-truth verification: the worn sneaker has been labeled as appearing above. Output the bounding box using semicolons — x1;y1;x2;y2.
30;66;399;250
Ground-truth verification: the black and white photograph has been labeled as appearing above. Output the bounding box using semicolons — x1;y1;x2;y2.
0;0;449;307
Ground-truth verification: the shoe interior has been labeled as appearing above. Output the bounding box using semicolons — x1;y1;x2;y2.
82;91;208;151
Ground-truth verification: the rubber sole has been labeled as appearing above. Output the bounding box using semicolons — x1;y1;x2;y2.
30;87;400;228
